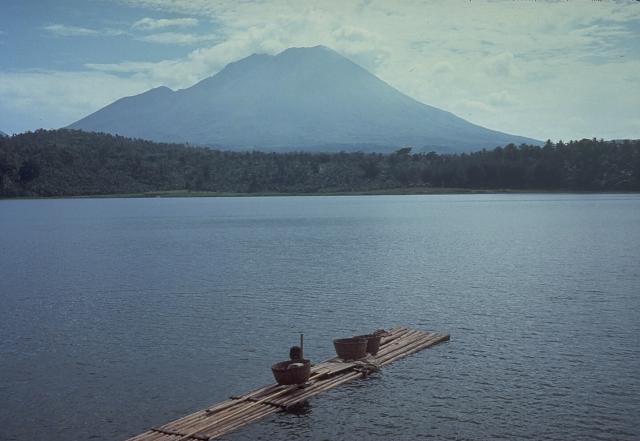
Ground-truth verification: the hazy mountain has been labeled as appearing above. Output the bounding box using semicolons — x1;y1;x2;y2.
0;130;8;137
69;46;539;152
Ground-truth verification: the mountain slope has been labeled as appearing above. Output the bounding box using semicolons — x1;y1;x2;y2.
69;46;539;152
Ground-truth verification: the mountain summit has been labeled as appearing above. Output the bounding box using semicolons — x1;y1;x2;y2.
69;46;538;152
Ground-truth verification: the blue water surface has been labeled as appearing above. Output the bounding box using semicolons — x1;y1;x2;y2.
1;194;639;440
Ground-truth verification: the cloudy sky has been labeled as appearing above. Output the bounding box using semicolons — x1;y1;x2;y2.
1;0;639;141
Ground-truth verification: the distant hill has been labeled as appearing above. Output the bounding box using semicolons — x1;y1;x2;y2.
69;46;539;153
1;129;637;197
0;130;8;137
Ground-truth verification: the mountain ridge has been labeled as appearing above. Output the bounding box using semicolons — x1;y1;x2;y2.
69;45;540;152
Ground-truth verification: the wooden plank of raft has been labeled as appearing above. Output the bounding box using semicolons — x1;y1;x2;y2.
273;332;447;409
173;384;303;441
125;327;448;441
149;427;209;440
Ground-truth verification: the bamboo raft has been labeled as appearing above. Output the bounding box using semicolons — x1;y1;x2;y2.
127;326;449;441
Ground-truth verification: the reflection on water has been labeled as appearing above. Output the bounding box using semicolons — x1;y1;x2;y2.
1;194;639;441
282;400;313;416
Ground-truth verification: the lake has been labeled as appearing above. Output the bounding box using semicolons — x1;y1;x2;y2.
1;194;639;440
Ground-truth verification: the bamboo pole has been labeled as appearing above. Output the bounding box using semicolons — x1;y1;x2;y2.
170;392;277;434
277;371;362;408
385;333;449;362
379;334;447;367
378;333;435;360
142;331;447;440
163;381;286;433
137;329;427;440
278;334;445;409
176;399;271;434
276;332;439;408
197;404;273;438
379;327;410;344
205;405;278;439
126;327;449;441
374;331;426;360
278;332;445;408
174;384;301;441
196;404;276;440
377;331;428;355
150;427;209;440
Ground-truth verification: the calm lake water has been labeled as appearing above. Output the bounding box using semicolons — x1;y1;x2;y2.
1;194;639;441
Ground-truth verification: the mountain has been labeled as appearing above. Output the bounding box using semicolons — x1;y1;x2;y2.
69;46;539;152
0;130;8;137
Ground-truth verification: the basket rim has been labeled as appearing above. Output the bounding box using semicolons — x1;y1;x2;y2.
353;334;381;340
333;337;367;344
271;359;311;371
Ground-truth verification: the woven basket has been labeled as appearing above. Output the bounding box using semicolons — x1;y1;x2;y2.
353;334;382;355
271;359;311;385
333;337;368;361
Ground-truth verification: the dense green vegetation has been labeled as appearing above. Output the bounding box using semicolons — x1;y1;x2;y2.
1;129;639;197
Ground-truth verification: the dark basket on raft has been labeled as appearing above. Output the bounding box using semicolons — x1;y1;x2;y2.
333;337;368;361
353;334;382;355
271;359;311;385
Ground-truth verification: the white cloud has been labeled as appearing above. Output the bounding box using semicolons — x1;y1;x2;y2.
0;70;156;133
6;0;640;140
487;91;516;108
455;100;497;115
483;53;520;79
85;59;194;88
44;24;125;37
85;35;268;88
44;24;100;36
132;17;199;31
137;31;217;45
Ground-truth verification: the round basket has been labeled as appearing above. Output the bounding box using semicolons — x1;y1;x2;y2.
353;334;382;355
271;359;311;385
333;337;368;361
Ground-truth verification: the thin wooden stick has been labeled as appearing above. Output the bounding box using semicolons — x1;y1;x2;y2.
150;427;208;440
174;385;300;441
163;380;288;433
198;404;276;440
278;371;362;407
200;404;272;437
380;334;448;366
300;333;304;359
378;332;435;360
206;405;278;439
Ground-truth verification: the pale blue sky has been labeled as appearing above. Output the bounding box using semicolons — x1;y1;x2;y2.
1;0;639;141
1;1;200;71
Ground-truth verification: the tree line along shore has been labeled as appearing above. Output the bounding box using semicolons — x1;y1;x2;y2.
1;129;639;197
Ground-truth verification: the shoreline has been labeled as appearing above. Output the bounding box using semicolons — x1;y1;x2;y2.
2;187;639;200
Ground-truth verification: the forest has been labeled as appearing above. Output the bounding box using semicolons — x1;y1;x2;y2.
1;129;639;197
